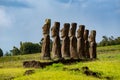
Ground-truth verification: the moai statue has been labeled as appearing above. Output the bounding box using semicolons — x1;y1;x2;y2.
89;30;97;59
69;23;78;59
61;23;70;59
84;29;90;58
51;22;61;60
77;25;85;59
41;19;51;60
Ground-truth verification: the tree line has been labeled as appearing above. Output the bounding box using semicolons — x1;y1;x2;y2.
0;36;120;57
98;36;120;46
1;41;42;57
0;38;53;56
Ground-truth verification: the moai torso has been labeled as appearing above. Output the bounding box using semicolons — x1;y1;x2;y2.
89;30;97;59
69;23;78;59
84;30;90;58
77;25;85;59
41;19;51;60
61;23;70;59
51;22;61;60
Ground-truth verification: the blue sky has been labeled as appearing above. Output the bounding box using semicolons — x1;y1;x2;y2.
0;0;120;53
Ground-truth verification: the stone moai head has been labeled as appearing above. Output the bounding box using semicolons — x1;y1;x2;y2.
69;23;77;37
60;23;70;38
89;30;96;42
77;25;85;38
84;29;89;40
42;19;51;35
51;22;60;37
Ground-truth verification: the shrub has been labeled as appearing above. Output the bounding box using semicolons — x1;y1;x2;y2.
5;51;11;56
98;36;120;46
20;42;41;54
10;46;21;55
0;48;3;57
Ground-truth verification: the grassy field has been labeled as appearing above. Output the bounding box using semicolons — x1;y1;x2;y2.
0;45;120;80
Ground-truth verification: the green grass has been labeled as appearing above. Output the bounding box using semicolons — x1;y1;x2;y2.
97;45;120;54
0;45;120;80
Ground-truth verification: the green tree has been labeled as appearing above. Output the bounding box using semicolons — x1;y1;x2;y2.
0;48;3;57
10;46;21;55
20;42;41;54
99;36;109;46
98;36;120;46
5;51;11;56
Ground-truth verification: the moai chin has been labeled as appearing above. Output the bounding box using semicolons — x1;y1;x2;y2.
77;25;85;59
89;30;97;59
61;23;70;59
51;22;61;60
41;19;51;60
69;23;78;59
84;29;90;58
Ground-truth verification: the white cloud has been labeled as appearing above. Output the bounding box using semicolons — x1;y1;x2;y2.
0;0;120;52
0;7;13;28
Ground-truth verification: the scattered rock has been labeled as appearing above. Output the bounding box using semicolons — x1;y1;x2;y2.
81;66;102;78
69;68;80;71
81;66;89;71
62;66;113;79
108;56;114;58
24;70;35;76
63;67;80;71
104;76;113;80
23;60;53;68
23;59;98;68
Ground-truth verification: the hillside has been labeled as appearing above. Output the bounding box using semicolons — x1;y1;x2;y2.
0;45;120;80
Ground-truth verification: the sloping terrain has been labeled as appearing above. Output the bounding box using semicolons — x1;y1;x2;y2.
0;45;120;80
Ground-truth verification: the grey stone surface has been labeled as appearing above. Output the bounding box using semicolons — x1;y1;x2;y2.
89;30;97;59
51;22;61;60
61;23;70;59
84;29;90;58
69;23;78;59
77;25;85;59
41;19;51;60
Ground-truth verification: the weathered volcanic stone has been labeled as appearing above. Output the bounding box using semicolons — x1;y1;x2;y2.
89;30;97;59
69;23;78;59
84;29;90;58
61;23;70;59
77;25;85;59
51;22;61;60
41;19;51;60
